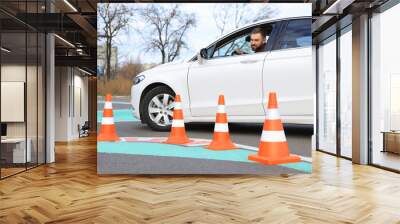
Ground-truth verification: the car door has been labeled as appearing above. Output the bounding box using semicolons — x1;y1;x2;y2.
262;18;313;122
187;22;279;117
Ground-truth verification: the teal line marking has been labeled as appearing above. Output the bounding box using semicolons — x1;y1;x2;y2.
98;142;312;173
97;109;138;122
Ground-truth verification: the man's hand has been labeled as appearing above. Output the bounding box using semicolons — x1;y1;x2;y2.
233;48;245;55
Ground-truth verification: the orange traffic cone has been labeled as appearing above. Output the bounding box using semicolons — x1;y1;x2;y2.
206;95;238;150
98;94;119;141
164;95;190;144
248;92;300;165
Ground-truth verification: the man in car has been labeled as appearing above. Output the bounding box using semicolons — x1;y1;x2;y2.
234;27;268;55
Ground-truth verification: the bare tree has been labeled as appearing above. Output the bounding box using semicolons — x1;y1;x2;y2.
213;4;230;36
249;5;278;22
213;4;276;37
136;4;196;64
117;56;144;80
98;3;132;81
232;4;247;29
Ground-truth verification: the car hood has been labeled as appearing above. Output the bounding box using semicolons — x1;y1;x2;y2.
145;60;190;75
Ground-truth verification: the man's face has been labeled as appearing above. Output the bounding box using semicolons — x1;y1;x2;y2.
250;33;265;51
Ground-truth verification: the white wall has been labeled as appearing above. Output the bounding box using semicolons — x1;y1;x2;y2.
1;65;25;128
55;66;69;141
71;72;89;138
1;65;33;138
54;67;89;141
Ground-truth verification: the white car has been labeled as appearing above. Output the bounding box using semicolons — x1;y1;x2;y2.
131;16;313;131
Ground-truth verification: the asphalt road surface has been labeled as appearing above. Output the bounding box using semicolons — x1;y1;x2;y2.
98;96;312;158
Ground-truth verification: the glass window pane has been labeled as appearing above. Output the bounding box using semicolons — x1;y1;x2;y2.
318;36;337;154
27;31;38;169
1;0;46;179
279;19;312;49
38;32;45;165
340;28;352;158
212;23;276;58
371;4;400;171
1;30;27;177
26;0;40;169
212;34;250;58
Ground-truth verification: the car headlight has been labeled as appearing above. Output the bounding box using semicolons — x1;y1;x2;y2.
133;75;145;85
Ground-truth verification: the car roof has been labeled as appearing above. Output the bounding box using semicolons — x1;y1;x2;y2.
188;16;311;61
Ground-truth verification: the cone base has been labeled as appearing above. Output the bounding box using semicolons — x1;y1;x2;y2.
248;154;301;165
164;136;191;145
206;140;238;150
98;134;120;142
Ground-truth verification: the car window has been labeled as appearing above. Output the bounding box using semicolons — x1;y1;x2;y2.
212;34;251;58
277;19;311;49
204;23;277;60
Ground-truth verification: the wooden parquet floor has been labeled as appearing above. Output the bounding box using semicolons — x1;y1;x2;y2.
1;136;400;224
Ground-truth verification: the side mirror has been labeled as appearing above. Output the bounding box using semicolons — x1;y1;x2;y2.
200;48;208;58
197;52;204;64
197;48;208;64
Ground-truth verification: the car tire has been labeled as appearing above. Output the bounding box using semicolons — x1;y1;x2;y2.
141;86;175;132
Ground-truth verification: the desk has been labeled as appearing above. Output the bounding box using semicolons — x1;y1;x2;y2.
1;138;31;163
382;131;400;154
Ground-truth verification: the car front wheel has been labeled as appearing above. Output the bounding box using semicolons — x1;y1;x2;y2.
141;86;175;131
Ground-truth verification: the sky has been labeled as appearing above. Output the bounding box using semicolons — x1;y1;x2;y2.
99;3;311;65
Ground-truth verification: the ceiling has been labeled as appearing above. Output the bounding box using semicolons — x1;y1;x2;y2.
0;0;97;75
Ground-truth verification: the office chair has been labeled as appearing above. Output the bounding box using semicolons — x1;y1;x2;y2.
78;121;90;138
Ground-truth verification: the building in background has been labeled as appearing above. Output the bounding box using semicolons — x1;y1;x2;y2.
97;45;118;79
